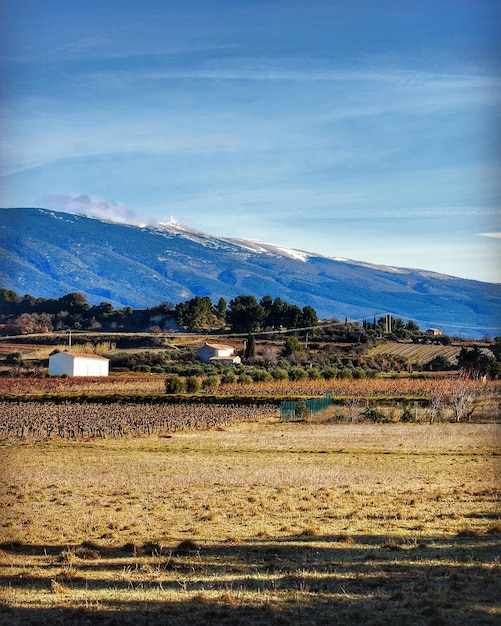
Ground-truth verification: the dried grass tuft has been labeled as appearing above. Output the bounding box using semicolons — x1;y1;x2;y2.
50;579;70;594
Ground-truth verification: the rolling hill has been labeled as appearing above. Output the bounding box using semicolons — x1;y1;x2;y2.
1;207;500;337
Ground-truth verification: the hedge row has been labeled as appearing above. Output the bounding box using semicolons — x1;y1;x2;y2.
0;392;431;405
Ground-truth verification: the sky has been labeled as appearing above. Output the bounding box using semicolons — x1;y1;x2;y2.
1;0;500;283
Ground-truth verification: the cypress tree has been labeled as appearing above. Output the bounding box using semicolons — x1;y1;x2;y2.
245;333;256;359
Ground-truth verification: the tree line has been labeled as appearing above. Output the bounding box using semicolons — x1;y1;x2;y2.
0;289;318;335
174;294;318;332
0;290;151;334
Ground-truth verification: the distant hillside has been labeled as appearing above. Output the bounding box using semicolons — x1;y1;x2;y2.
1;207;500;337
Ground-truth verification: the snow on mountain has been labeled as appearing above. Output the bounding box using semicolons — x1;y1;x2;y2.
1;207;500;337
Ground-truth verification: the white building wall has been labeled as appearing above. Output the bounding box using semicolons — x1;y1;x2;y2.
196;344;235;364
73;358;109;377
49;352;109;376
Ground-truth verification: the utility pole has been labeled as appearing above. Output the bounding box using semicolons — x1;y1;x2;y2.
68;329;72;350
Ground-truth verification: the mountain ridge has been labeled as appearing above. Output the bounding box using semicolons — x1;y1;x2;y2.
1;207;500;337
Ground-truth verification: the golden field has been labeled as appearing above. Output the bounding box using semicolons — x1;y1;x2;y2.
0;418;500;624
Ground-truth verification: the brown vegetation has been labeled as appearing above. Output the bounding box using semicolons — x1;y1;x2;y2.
1;371;499;398
0;421;500;624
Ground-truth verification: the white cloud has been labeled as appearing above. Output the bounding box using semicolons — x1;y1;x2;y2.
478;232;501;238
41;193;146;225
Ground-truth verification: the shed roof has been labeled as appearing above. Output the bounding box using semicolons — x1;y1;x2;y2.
52;351;109;361
201;342;234;351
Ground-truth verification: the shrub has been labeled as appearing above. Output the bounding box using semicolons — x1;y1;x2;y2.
308;367;322;380
294;403;311;421
321;366;339;380
284;336;302;356
202;375;219;390
165;375;185;394
352;367;366;379
180;364;204;377
362;403;388;423
134;365;151;373
220;371;237;385
426;355;452;372
185;376;201;393
290;367;308;381
252;368;273;383
271;367;288;381
400;404;417;422
238;373;253;385
6;351;24;366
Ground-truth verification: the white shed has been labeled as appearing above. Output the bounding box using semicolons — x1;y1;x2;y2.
49;351;110;377
196;342;241;365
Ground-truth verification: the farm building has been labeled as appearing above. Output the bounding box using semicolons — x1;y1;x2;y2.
426;328;443;336
196;342;241;365
49;351;110;377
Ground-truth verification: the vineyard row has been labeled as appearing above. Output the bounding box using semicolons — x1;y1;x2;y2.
0;401;277;440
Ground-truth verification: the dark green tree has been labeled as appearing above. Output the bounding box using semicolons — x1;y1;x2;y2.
244;333;256;359
0;289;20;314
228;295;265;332
216;297;227;322
269;297;285;328
301;305;318;328
426;355;452;372
90;301;114;318
175;296;215;330
458;346;492;380
283;303;302;329
259;295;273;321
405;320;419;332
58;292;89;312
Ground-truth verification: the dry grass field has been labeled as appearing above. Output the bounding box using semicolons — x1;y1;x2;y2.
0;419;500;624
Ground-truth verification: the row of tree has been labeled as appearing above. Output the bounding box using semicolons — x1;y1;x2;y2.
174;294;318;332
0;290;143;333
0;289;319;335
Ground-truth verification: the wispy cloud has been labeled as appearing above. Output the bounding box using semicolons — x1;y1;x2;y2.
478;232;501;238
41;193;148;225
88;59;500;92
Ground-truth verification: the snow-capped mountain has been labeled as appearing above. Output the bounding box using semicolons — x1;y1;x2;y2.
1;207;500;337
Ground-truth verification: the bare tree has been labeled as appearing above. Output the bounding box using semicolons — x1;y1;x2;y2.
450;376;477;422
429;381;447;423
344;397;361;423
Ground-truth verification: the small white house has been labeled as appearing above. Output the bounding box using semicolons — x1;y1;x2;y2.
196;342;241;365
49;351;110;377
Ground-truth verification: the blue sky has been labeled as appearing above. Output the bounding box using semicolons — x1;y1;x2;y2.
1;0;500;282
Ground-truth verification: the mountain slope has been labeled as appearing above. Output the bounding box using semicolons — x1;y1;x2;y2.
1;207;500;336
